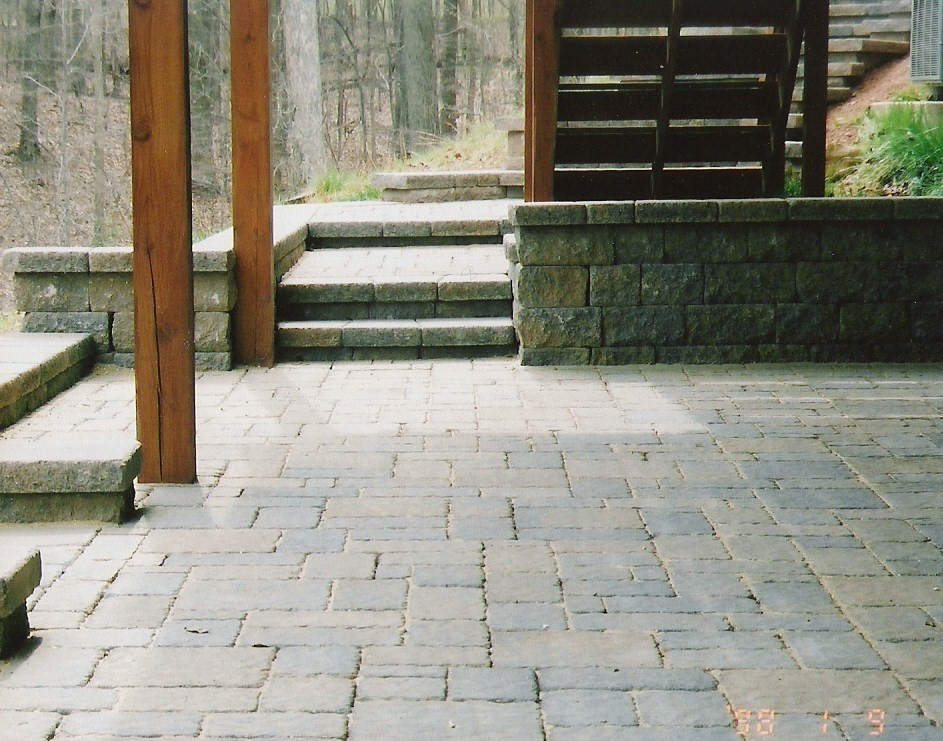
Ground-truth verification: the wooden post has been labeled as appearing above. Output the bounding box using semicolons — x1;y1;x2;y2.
231;0;275;366
128;0;196;484
525;0;558;202
802;0;829;197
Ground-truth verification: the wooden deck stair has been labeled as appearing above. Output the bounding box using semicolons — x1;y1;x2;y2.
526;0;830;201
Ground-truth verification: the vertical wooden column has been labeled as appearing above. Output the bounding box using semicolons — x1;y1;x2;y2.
128;0;196;484
231;0;275;366
802;0;829;197
525;0;558;202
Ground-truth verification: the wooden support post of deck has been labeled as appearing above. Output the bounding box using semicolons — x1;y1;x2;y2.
525;0;558;202
230;0;275;367
802;0;829;197
128;0;196;484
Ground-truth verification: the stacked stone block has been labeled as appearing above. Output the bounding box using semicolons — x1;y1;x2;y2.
511;198;943;365
5;208;311;371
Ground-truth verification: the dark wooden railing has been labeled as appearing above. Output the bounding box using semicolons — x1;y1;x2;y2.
524;0;830;201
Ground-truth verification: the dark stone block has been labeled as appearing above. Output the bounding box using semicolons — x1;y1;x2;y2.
839;304;909;344
665;226;748;263
704;264;796;304
906;263;943;302
591;347;656;364
892;197;943;220
788;198;893;221
796;263;882;304
820;223;900;261
0;605;31;659
636;200;718;223
587;203;636;224
776;304;840;344
686;306;775;345
517;266;588;308
590;265;641;306
519;348;591;365
516;307;601;349
512;203;587;226
898;222;943;261
656;345;761;363
516;226;615;266
718;199;789;223
748;225;821;262
641;264;703;305
613;226;664;263
911;303;943;341
603;307;685;345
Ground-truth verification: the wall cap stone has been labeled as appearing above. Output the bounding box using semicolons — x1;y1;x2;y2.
4;247;89;274
512;203;587;226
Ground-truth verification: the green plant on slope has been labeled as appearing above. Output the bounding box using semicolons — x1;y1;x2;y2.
839;105;943;197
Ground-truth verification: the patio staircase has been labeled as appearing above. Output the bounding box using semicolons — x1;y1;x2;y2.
276;202;517;361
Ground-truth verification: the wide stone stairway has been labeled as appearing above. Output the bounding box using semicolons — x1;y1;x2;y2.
276;200;518;361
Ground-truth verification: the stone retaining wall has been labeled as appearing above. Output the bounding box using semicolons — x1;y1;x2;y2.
372;170;524;203
4;208;310;371
510;199;943;365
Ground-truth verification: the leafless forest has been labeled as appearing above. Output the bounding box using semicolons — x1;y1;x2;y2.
0;0;523;263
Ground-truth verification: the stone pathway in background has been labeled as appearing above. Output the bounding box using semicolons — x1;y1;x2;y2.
1;361;942;739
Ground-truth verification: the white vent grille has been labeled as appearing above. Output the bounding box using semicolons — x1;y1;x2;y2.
912;0;943;82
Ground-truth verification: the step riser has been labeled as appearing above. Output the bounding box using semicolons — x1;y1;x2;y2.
309;234;505;250
280;300;513;322
278;346;517;362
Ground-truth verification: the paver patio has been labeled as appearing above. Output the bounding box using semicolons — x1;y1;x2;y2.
1;359;942;739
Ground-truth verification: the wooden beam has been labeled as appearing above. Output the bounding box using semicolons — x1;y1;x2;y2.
230;0;275;366
128;0;196;484
525;0;558;201
802;0;829;196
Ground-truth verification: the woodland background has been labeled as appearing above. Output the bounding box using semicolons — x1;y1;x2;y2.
0;0;524;263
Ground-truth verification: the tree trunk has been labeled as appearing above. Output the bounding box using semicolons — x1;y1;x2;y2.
56;0;73;244
91;0;106;245
439;0;458;134
394;0;436;154
15;0;42;162
283;0;326;194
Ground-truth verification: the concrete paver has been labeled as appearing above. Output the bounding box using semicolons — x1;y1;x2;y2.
0;361;942;738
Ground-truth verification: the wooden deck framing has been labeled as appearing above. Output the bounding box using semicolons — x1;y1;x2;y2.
524;0;831;201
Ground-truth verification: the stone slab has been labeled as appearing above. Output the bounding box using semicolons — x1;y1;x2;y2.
0;550;41;619
0;550;41;659
0;434;140;496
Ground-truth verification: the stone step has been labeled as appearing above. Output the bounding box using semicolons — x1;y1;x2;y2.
278;246;512;322
0;549;41;658
0;332;95;431
277;317;517;361
0;434;141;523
304;200;513;249
372;170;524;203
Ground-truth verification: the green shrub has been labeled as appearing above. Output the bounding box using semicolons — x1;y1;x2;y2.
839;105;943;197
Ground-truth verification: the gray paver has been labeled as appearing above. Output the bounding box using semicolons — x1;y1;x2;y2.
2;359;943;737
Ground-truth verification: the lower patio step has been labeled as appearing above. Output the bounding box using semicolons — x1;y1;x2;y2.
0;332;95;431
0;549;41;658
0;434;141;523
277;317;517;361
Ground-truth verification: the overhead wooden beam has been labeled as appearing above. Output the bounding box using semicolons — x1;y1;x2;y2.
128;0;196;484
802;0;829;196
231;0;275;366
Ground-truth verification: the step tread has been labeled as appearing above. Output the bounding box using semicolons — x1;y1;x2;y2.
279;246;511;304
